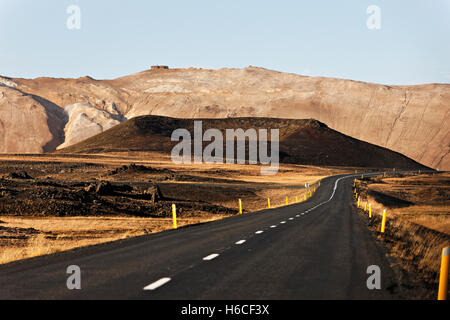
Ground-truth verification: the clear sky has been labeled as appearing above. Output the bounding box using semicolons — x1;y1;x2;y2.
0;0;449;84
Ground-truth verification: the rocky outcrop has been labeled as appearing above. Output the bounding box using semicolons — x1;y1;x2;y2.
144;184;162;203
57;103;122;150
84;181;114;195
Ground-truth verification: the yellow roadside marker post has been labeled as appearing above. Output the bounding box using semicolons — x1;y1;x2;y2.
357;197;360;208
268;198;271;209
381;210;387;233
304;194;307;201
286;197;289;205
369;204;372;218
172;204;178;229
239;199;243;214
438;246;449;300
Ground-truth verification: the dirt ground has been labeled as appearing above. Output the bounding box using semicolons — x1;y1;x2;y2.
354;172;450;299
0;153;355;264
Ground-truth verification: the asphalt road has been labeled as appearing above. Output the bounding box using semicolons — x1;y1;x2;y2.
0;173;405;300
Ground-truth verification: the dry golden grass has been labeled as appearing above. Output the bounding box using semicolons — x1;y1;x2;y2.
354;172;450;298
248;183;319;211
408;213;450;235
0;153;353;265
357;172;450;235
0;215;228;265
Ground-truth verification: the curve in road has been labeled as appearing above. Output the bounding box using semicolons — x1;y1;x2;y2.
0;173;409;300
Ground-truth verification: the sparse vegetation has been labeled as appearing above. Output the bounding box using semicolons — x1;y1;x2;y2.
0;154;349;265
354;172;450;299
0;216;227;265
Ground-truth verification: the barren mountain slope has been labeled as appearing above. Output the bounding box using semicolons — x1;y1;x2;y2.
0;84;66;153
1;67;449;169
57;115;429;170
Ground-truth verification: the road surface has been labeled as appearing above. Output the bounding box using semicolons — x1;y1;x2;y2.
0;173;403;300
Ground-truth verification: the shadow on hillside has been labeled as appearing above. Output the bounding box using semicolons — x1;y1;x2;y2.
369;190;414;208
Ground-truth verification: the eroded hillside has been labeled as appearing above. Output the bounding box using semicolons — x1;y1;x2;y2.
0;67;448;169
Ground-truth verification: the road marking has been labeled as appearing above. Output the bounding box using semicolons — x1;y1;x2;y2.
143;171;407;294
302;172;387;215
296;215;300;217
203;254;219;261
289;218;294;220
255;230;264;234
143;277;171;291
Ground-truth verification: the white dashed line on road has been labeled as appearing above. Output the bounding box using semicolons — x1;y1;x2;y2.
143;277;171;291
203;254;220;261
142;173;388;294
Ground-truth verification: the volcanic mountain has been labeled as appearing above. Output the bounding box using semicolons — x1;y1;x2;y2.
57;115;429;170
1;67;448;169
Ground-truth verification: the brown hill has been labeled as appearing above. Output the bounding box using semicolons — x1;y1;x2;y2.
0;84;66;153
57;115;429;170
2;67;449;169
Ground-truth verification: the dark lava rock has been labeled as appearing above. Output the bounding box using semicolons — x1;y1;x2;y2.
5;171;33;180
84;181;114;195
108;163;170;175
144;184;162;203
